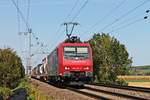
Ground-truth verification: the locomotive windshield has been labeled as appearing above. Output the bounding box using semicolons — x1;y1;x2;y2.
64;46;90;60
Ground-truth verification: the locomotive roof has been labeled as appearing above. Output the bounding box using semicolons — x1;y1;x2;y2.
58;42;90;47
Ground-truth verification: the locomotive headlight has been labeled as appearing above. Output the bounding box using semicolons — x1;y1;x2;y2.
64;66;70;70
65;67;68;70
83;66;89;70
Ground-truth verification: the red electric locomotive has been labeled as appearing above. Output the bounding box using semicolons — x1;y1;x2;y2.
32;41;93;86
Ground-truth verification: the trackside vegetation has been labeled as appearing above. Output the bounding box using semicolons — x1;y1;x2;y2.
88;33;132;85
0;48;25;99
14;79;53;100
0;48;53;100
0;48;25;88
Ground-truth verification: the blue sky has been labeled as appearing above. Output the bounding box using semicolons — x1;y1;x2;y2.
0;0;150;67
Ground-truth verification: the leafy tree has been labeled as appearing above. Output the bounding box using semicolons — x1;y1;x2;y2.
0;48;25;88
88;33;132;85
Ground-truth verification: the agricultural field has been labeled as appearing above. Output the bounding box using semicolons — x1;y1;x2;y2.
118;76;150;88
128;82;150;88
130;65;150;75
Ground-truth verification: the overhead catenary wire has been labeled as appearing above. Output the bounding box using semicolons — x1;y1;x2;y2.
51;0;89;49
98;0;150;32
109;16;149;33
11;0;30;30
58;0;88;33
11;0;32;74
71;0;89;22
32;33;45;47
16;0;27;67
49;0;88;50
26;0;31;30
54;0;80;36
16;0;20;33
108;11;147;32
31;32;49;59
51;0;80;43
109;9;150;33
12;0;48;68
12;0;44;47
86;0;127;33
64;0;79;21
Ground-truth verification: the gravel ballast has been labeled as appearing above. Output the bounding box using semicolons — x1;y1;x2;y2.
30;79;95;100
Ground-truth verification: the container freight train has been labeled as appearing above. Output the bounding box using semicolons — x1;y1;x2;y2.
31;42;93;86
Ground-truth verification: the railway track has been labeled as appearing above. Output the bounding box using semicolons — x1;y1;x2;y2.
82;84;150;100
31;78;150;100
66;85;149;100
66;87;109;100
88;83;150;93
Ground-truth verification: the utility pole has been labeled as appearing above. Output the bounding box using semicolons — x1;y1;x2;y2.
19;28;32;76
28;28;32;76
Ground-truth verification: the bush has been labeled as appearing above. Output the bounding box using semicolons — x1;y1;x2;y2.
98;79;128;86
0;87;12;100
13;78;53;100
0;48;25;88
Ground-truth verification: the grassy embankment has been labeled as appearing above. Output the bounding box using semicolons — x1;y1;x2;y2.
16;78;53;100
0;78;53;100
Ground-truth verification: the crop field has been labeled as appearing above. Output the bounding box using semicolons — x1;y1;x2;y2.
131;65;150;75
118;76;150;82
128;82;150;88
118;76;150;88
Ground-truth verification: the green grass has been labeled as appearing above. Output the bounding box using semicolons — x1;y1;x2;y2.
10;78;53;100
0;87;12;100
17;78;53;100
0;78;53;100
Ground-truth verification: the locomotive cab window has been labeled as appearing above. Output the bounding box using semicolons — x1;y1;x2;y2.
64;47;76;53
64;46;90;60
77;47;88;54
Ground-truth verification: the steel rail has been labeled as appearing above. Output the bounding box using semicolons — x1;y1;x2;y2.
84;86;149;100
31;78;149;100
66;87;110;100
88;83;150;93
32;78;110;99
